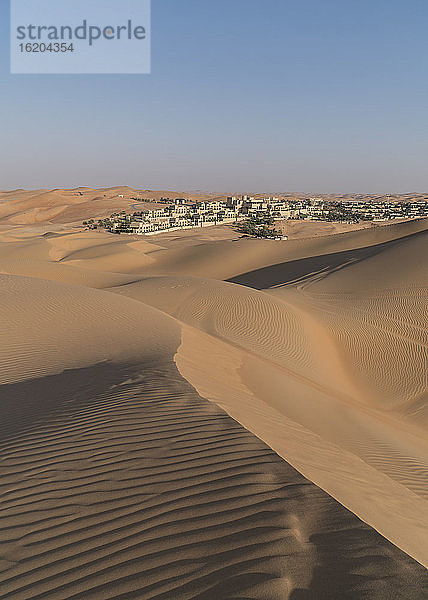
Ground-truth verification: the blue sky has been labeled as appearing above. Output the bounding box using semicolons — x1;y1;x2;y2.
1;0;427;192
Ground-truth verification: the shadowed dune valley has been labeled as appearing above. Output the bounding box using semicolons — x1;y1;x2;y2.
0;191;427;600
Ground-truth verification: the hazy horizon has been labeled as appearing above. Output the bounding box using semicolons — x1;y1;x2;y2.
1;185;427;196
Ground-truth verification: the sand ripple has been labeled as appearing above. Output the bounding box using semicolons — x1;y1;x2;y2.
1;361;426;599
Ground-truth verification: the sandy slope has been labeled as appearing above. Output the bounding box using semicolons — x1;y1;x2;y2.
144;217;428;280
0;229;161;287
286;232;428;421
111;271;428;565
0;275;178;386
0;274;426;599
0;210;427;598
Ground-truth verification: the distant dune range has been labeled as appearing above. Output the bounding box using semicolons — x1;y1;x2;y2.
0;187;225;225
0;189;427;598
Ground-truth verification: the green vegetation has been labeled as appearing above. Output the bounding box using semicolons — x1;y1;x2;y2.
82;218;98;230
237;217;282;239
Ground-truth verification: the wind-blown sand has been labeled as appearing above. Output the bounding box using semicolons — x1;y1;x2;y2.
0;191;427;599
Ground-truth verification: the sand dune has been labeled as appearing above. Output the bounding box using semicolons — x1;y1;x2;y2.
2;367;425;599
0;259;138;289
0;187;224;225
0;206;427;598
0;274;178;386
0;229;163;287
0;275;426;599
111;271;428;564
146;218;428;280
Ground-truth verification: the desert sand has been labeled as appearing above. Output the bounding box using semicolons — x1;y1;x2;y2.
0;189;427;599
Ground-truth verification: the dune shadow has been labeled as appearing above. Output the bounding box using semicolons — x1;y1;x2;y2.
227;231;426;289
0;361;137;442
